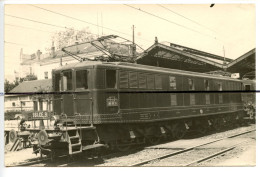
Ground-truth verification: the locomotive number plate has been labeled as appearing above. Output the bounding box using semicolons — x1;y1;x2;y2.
32;111;49;118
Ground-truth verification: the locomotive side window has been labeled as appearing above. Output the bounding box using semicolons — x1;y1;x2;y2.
190;94;195;105
218;82;223;91
204;80;210;91
62;71;72;91
205;94;210;104
219;94;223;104
155;75;162;89
119;71;128;88
170;94;177;106
218;82;223;104
76;70;89;89
205;80;210;104
245;85;251;91
138;74;147;89
147;75;155;89
129;72;138;88
169;76;176;89
106;70;117;88
188;79;195;90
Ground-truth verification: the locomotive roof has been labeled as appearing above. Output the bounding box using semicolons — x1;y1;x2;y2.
53;61;242;82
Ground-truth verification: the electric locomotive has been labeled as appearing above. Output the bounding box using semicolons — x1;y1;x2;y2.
30;35;253;158
32;61;248;157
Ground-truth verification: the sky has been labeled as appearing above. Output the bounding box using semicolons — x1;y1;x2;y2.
3;3;256;81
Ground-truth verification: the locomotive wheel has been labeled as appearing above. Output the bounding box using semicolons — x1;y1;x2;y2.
146;136;161;145
213;118;222;131
9;129;17;143
115;140;131;152
173;125;187;140
37;130;49;146
196;120;208;135
197;124;207;135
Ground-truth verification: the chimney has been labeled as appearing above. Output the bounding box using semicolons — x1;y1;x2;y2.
155;37;158;44
51;41;55;58
20;48;23;63
36;50;42;60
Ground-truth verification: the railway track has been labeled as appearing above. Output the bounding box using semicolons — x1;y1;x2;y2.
13;126;255;167
129;129;255;166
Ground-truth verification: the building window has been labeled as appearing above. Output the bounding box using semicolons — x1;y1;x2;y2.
155;75;162;89
119;71;128;88
12;102;16;107
188;79;195;90
190;94;195;105
204;80;210;91
106;70;117;88
169;76;176;89
170;94;177;106
44;72;48;79
138;74;146;89
205;94;210;104
76;70;89;89
21;102;26;106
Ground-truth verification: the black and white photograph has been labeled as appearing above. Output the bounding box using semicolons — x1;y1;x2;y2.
0;0;257;174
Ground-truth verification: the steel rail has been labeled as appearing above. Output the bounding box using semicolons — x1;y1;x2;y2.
129;128;255;167
183;139;254;166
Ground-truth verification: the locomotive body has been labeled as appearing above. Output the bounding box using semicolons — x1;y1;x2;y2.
32;61;247;154
30;60;254;157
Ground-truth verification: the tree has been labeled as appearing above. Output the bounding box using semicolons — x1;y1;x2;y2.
4;79;18;93
4;74;37;93
21;74;37;82
46;27;97;52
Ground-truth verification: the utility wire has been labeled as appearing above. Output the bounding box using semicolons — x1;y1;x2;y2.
5;14;67;29
157;4;217;34
29;4;153;43
124;4;215;39
4;41;28;46
29;5;129;37
5;23;55;33
5;14;101;37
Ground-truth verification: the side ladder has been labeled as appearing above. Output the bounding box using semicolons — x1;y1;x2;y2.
66;129;82;155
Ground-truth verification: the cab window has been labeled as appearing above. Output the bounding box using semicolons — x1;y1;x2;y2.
62;70;73;91
106;70;117;88
54;73;61;91
76;70;89;89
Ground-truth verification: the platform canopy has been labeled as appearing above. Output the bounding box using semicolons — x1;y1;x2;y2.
226;48;255;78
136;42;255;78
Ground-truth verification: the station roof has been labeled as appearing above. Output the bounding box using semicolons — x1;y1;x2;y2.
136;42;255;78
9;79;52;94
226;48;255;77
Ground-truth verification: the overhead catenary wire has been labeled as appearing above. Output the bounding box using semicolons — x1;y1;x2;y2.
124;4;216;40
157;4;217;34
